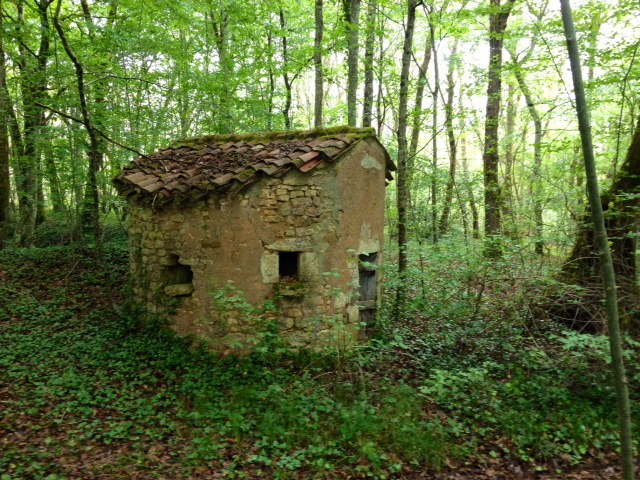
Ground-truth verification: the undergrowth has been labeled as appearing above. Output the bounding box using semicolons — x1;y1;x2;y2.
0;238;638;479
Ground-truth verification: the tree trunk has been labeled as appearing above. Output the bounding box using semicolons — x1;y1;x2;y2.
36;169;45;226
279;8;293;130
430;22;439;243
267;30;275;131
0;0;10;247
43;147;64;213
407;35;432;214
53;0;101;243
375;14;386;134
211;7;231;133
560;3;635;478
562;117;640;292
511;61;544;254
502;81;518;238
461;135;480;239
482;0;515;256
314;0;324;128
15;0;53;247
345;0;361;126
361;0;376;128
438;41;458;237
395;0;418;319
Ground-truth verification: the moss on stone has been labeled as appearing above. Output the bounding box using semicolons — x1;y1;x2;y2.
171;126;377;149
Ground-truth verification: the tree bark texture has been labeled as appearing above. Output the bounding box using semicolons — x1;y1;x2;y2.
43;148;64;213
395;0;418;319
15;0;53;247
560;2;635;478
375;14;386;134
482;0;515;254
314;0;324;128
562;117;640;293
345;0;361;127
502;81;518;238
266;30;275;131
407;35;432;211
361;0;376;128
279;8;293;130
512;62;544;254
438;41;458;237
461;134;480;239
429;21;439;243
0;0;9;247
53;0;101;241
211;7;231;133
77;0;113;230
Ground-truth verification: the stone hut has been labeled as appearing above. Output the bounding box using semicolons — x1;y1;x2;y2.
113;126;394;354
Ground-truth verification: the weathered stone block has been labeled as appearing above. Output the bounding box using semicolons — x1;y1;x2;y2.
261;251;279;284
279;317;295;330
164;283;194;297
291;197;311;208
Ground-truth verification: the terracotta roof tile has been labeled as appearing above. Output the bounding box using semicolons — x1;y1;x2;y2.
113;126;393;206
315;146;342;158
299;157;323;173
318;139;347;149
299;151;320;163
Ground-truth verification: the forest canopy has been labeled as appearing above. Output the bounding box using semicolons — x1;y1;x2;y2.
1;0;638;257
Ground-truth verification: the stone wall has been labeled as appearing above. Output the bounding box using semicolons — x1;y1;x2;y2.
127;138;387;354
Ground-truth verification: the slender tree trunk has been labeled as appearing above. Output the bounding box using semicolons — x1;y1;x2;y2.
53;0;101;242
267;30;275;131
482;0;515;256
395;0;418;319
211;8;231;133
407;35;432;211
586;7;603;85
279;8;293;130
429;22;439;243
409;37;432;160
43;148;64;213
461;135;479;239
512;62;544;254
36;169;45;225
314;0;324;128
560;3;634;479
0;0;10;247
502;81;517;238
345;0;361;126
15;0;53;247
77;0;116;226
438;41;458;237
375;13;386;134
361;0;376;127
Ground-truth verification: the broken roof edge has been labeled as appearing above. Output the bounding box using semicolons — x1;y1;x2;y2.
113;126;395;208
171;125;377;149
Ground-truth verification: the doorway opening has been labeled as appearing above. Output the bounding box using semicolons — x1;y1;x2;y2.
358;252;378;339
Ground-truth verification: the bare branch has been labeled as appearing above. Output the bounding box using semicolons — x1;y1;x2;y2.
35;101;147;157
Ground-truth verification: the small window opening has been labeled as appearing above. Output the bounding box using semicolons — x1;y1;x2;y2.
162;254;194;297
164;254;193;283
279;251;300;281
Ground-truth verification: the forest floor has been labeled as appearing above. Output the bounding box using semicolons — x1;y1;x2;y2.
0;238;638;479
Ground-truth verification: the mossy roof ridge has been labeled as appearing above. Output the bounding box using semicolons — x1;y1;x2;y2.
113;126;392;208
172;126;376;149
